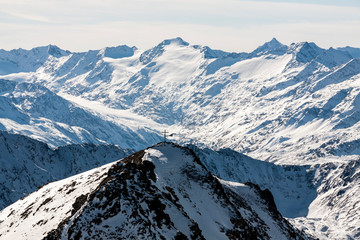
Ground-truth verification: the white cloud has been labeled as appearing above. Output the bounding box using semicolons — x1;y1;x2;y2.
1;10;54;23
0;0;359;51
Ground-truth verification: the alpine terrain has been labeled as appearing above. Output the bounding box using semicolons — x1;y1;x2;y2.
0;143;310;240
0;131;133;210
0;37;360;239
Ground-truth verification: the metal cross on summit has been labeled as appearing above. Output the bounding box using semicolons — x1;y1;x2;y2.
162;130;168;143
162;130;174;143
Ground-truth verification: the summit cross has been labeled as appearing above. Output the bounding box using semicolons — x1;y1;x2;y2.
162;130;168;143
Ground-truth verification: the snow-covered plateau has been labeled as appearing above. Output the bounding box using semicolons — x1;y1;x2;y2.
0;38;360;239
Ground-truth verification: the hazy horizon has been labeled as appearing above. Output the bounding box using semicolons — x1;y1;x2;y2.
1;0;359;52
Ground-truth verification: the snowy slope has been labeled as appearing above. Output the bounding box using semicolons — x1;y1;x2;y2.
189;145;360;240
190;146;316;219
0;79;162;149
0;45;70;75
0;143;311;240
289;160;360;240
0;131;133;210
1;38;359;164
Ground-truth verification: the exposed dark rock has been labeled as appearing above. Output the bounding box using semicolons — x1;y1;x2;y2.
71;194;88;215
4;143;313;240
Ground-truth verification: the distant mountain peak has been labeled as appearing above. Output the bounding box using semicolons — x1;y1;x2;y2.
47;44;70;57
160;37;189;46
98;45;136;59
252;37;288;56
139;37;190;64
290;41;321;52
268;37;282;46
288;41;324;63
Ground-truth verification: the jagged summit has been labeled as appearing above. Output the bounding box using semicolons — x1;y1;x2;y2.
197;45;231;59
46;44;71;57
265;37;283;48
139;37;190;64
160;37;190;46
0;45;70;74
287;41;324;63
0;142;310;240
98;45;137;59
314;46;353;68
14;44;71;58
252;37;288;55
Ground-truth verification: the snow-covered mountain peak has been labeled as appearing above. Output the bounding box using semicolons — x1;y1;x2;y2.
98;45;137;59
196;45;232;59
252;37;288;56
160;37;190;47
0;45;69;75
289;41;319;51
288;41;324;63
14;44;70;59
46;44;71;57
144;143;206;174
139;37;191;64
263;37;284;47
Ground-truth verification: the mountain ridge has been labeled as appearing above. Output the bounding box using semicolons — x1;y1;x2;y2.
0;132;358;239
0;130;133;210
0;142;311;240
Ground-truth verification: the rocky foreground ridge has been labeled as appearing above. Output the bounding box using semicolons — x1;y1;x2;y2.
0;143;310;240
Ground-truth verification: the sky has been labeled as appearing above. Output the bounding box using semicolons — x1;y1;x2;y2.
0;0;360;52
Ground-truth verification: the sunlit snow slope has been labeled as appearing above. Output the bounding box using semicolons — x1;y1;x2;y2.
0;78;162;149
1;38;360;164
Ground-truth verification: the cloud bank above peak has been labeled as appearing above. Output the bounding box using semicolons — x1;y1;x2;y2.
0;0;359;52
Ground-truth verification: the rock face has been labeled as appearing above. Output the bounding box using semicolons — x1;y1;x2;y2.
0;143;310;240
289;160;360;240
190;146;360;240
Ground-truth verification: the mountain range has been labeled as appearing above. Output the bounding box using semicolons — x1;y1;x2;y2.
1;37;360;164
1;37;360;239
